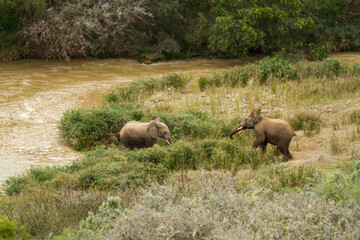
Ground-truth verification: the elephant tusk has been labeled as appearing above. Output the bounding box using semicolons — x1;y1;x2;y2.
166;140;171;145
237;127;243;131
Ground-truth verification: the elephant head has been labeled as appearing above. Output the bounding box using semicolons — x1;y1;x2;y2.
229;106;262;139
147;116;172;144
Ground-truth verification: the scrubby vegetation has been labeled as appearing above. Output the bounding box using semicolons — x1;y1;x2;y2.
55;167;360;240
1;0;360;61
1;55;360;239
198;57;360;89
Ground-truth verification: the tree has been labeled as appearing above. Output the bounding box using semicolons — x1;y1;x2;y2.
208;0;313;57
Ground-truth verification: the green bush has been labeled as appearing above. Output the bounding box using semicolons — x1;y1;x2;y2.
316;58;343;78
4;177;27;196
208;0;313;56
259;55;297;84
309;43;331;61
105;73;190;103
58;104;143;150
145;111;230;141
63;146;168;191
289;112;321;136
0;0;46;31
0;190;106;239
312;152;360;205
28;166;56;183
0;215;29;240
78;159;168;191
352;63;360;75
198;76;208;91
124;139;273;171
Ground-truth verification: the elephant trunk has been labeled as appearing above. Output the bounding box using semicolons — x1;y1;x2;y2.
229;126;243;139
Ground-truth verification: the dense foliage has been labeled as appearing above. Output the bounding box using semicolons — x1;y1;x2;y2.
1;0;359;61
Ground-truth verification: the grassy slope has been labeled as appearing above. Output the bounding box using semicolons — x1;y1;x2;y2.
1;53;360;239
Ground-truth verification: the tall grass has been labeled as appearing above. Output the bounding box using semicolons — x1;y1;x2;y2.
349;109;360;125
198;66;255;90
198;56;360;90
105;73;190;103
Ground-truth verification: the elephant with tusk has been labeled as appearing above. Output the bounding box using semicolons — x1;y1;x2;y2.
229;106;296;161
119;116;172;149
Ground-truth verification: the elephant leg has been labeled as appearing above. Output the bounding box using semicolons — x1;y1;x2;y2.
252;133;266;149
123;142;133;150
287;149;293;159
260;140;268;153
277;143;290;162
145;138;156;148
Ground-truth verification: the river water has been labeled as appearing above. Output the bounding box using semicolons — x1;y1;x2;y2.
0;57;260;190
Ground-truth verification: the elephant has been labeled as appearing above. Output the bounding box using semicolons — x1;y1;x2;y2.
119;116;172;149
229;106;296;161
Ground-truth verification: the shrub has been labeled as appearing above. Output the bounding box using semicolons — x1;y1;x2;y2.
0;215;30;239
0;0;46;31
4;177;27;196
160;73;190;91
349;109;360;125
28;166;56;183
78;159;168;191
330;134;344;155
74;174;360;240
58;104;142;150
61;146;169;191
258;55;297;84
146;111;229;141
105;73;190;103
123;139;273;171
309;43;331;61
198;76;208;91
0;189;106;239
312;153;360;205
289;112;321;136
352;63;360;75
19;0;152;60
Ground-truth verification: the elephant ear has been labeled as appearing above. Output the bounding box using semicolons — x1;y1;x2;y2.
252;106;262;123
147;121;159;139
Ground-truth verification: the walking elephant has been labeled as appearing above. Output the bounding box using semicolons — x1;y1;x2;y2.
119;116;172;149
229;106;296;161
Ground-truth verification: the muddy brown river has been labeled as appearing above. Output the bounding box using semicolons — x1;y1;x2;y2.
0;57;260;191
